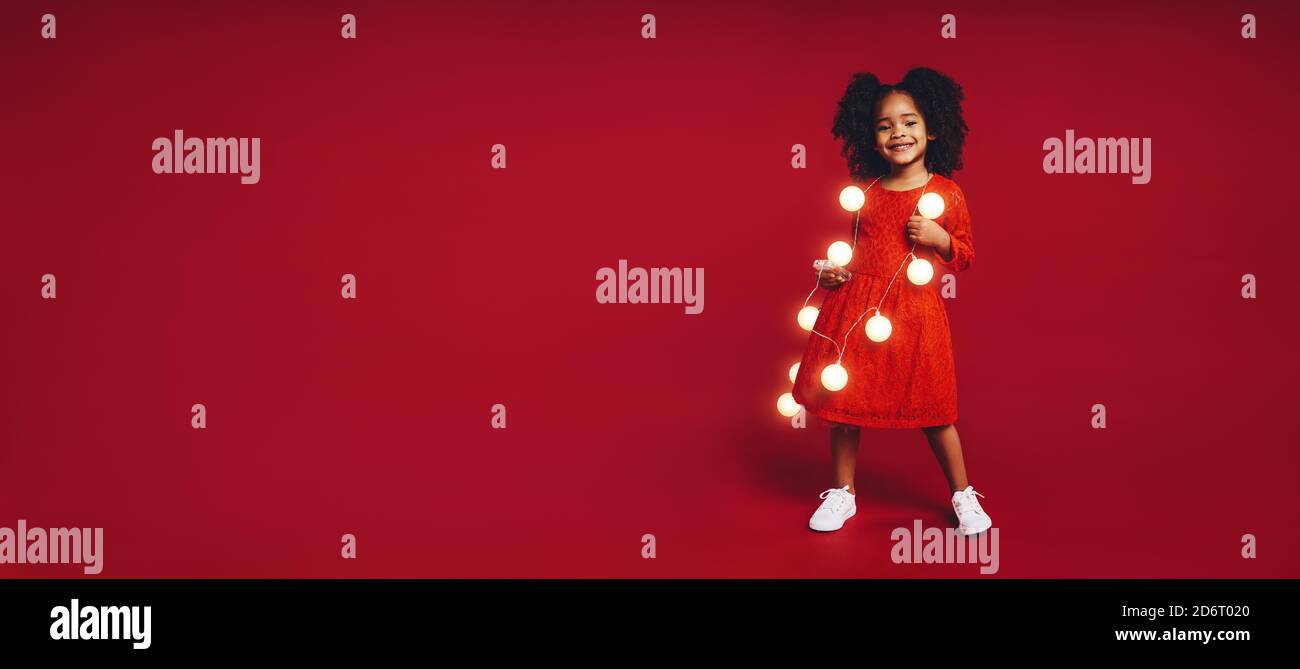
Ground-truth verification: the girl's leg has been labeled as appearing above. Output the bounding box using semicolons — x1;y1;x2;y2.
921;423;969;492
830;423;861;494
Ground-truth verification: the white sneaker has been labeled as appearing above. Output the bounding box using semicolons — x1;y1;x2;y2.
809;485;856;531
951;485;992;536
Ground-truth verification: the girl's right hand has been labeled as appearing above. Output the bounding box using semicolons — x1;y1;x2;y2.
818;268;851;289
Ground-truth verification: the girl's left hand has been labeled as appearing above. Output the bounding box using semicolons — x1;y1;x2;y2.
905;215;948;247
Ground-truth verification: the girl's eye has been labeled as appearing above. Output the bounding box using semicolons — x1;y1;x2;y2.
878;121;918;131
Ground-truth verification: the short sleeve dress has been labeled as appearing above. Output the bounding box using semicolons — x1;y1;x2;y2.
790;173;975;428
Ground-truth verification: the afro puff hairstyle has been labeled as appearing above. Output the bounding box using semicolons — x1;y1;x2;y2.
831;67;969;182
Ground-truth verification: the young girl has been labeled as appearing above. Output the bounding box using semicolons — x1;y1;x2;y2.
790;67;991;535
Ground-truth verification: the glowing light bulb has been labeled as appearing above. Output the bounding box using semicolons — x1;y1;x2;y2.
821;363;848;391
827;241;853;267
907;256;934;285
917;192;945;219
797;306;820;331
839;186;865;212
788;362;801;383
865;312;892;342
777;392;802;417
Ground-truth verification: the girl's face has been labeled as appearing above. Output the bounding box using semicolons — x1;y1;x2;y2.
873;91;936;169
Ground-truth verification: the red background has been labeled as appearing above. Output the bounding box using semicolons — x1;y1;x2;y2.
2;0;1297;577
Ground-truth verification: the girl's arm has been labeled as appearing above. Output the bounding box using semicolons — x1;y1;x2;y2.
934;188;974;272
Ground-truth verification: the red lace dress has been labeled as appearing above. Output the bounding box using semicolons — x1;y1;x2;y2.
790;173;975;428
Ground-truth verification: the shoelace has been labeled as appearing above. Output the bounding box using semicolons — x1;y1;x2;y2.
953;488;986;515
818;487;850;513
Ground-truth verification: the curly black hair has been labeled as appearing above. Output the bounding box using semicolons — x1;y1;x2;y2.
831;67;968;181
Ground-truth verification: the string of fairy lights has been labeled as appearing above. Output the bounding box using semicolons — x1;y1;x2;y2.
777;173;946;417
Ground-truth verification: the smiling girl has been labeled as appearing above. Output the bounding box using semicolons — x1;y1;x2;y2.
790;67;992;535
